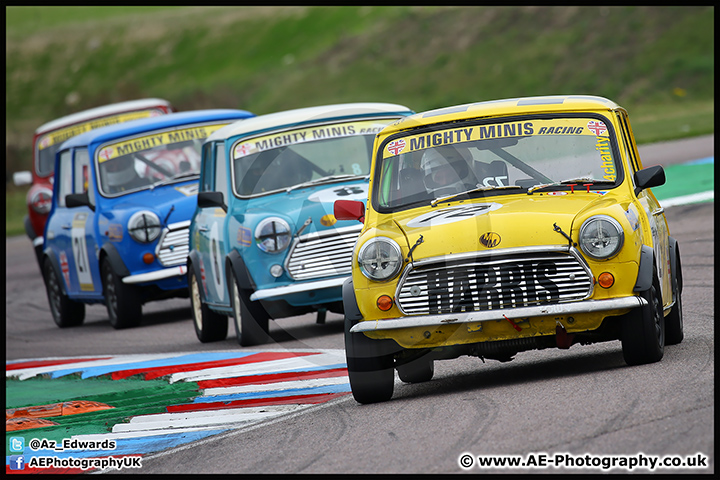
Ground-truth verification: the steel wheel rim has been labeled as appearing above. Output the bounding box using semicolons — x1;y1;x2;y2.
232;279;242;336
190;273;203;331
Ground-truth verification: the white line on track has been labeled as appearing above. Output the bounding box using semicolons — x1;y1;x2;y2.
659;190;714;207
169;352;346;383
201;375;349;396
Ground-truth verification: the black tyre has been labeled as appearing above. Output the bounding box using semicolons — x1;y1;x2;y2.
621;264;664;365
230;273;269;346
664;254;684;346
102;259;142;329
397;354;434;384
43;258;85;327
345;315;395;404
189;266;228;342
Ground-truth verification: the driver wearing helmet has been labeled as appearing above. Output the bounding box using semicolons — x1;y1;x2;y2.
103;155;150;194
421;145;475;196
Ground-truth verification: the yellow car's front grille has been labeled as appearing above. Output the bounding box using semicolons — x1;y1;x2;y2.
396;249;593;315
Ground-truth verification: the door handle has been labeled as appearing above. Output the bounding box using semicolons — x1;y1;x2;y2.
62;224;72;230
197;225;209;232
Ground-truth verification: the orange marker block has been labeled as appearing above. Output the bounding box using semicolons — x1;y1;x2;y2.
6;416;59;431
7;400;114;419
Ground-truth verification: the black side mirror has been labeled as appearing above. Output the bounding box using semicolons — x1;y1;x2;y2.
634;165;666;196
65;191;94;211
197;191;227;213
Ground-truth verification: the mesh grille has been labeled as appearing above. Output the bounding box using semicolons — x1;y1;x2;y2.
286;225;362;280
397;249;593;315
156;221;190;267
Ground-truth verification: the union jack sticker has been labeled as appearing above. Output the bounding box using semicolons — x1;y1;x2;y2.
234;143;253;158
39;136;52;149
387;139;406;156
99;147;115;161
587;120;607;136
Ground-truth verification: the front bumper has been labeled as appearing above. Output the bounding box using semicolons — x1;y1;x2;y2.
250;276;348;301
122;265;188;284
350;296;646;333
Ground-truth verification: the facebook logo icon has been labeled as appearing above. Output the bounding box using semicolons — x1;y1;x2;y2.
9;455;25;470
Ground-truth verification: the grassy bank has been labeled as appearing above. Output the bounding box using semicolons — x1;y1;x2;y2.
5;6;714;237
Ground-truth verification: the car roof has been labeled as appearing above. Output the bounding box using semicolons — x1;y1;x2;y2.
59;109;256;151
382;95;623;133
207;103;414;142
35;98;174;135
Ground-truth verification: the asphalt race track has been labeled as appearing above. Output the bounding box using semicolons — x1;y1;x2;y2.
5;135;714;474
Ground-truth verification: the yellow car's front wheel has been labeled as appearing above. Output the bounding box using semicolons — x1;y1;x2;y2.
345;315;395;404
620;264;664;365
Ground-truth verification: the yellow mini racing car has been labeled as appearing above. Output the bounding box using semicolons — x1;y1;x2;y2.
335;95;683;404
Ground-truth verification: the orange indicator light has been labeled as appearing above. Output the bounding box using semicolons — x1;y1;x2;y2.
377;295;394;311
143;253;155;264
598;272;615;288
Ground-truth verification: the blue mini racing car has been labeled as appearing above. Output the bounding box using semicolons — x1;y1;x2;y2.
42;109;255;329
189;103;414;345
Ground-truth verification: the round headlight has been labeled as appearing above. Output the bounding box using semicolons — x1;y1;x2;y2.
30;187;53;214
579;215;624;260
255;217;291;253
358;237;403;281
128;211;161;243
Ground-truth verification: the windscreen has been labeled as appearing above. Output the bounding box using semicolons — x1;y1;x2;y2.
96;121;230;196
231;119;397;197
35;108;166;176
375;116;620;210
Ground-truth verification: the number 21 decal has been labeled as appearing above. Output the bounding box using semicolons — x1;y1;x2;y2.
71;213;94;291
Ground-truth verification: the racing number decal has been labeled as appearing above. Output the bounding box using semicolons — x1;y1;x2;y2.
209;223;225;302
307;184;368;203
334;186;365;197
406;203;503;228
71;213;94;291
481;175;508;187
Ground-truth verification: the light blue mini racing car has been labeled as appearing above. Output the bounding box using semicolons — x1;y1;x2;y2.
189;103;414;345
42;109;255;329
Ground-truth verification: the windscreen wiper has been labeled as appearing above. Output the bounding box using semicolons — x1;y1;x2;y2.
151;171;200;189
527;178;615;195
133;153;174;178
286;174;366;192
431;185;524;206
